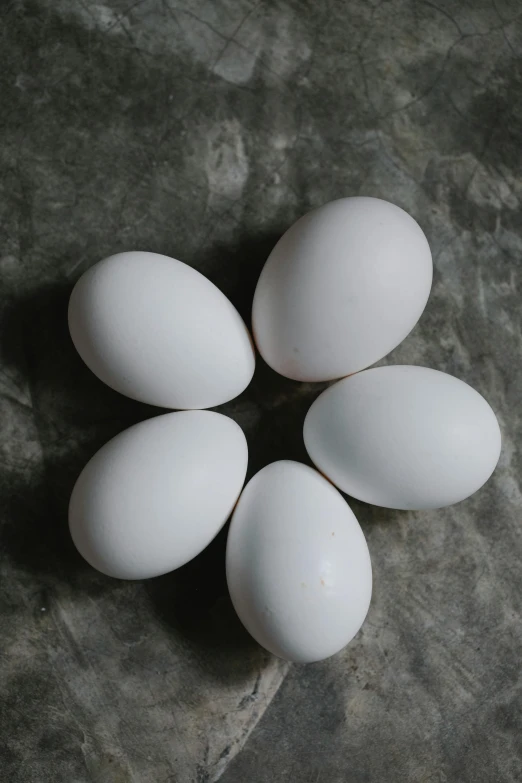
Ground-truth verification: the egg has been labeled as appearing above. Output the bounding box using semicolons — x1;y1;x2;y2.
304;366;501;510
69;251;255;409
252;197;432;381
69;411;248;579
226;460;372;663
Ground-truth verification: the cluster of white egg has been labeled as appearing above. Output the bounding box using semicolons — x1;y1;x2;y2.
68;197;501;664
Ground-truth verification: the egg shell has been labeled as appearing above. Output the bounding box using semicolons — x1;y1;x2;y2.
226;460;372;663
304;365;501;510
252;197;432;381
69;410;248;579
69;251;255;409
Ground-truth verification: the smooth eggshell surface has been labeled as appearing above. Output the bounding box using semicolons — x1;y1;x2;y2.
304;366;501;510
69;251;255;409
69;411;248;579
252;197;432;381
226;460;372;663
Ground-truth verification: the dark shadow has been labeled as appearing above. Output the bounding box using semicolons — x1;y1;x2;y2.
0;282;163;589
144;525;263;686
244;362;320;478
192;227;285;326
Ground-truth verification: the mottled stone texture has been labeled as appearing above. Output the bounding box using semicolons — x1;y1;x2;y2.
0;0;521;781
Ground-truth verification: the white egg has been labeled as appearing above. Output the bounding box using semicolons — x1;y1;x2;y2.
304;366;501;510
69;251;255;409
69;411;248;579
252;197;432;381
226;460;372;663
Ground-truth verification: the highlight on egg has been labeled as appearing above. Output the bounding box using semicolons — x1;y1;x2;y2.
69;251;255;410
304;365;501;510
226;460;372;663
252;197;433;382
69;410;248;580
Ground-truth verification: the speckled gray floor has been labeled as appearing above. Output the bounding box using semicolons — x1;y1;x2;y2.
1;1;521;781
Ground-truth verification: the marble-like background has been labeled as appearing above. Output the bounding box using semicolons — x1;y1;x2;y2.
1;1;521;781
